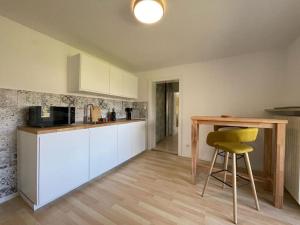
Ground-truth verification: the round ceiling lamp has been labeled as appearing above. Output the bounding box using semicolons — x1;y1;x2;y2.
133;0;165;24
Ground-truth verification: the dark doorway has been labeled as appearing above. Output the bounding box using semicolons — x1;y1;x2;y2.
154;81;179;154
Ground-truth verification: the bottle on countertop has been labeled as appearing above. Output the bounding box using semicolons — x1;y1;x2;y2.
111;108;116;121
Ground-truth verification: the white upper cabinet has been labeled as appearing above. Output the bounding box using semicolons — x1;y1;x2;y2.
79;54;110;94
123;71;138;99
69;53;138;99
109;66;124;97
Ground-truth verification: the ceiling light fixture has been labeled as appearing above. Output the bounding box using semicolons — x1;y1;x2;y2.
133;0;165;24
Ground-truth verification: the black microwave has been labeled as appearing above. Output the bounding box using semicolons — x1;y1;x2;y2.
28;106;75;127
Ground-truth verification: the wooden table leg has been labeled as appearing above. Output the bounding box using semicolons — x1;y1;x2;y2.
264;128;273;191
273;123;286;208
191;122;199;184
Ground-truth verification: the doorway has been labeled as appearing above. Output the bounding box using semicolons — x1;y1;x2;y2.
154;81;179;155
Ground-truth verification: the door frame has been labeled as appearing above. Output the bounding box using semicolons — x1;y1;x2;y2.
147;75;183;156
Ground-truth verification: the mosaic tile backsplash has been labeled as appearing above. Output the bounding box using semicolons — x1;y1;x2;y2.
0;88;147;199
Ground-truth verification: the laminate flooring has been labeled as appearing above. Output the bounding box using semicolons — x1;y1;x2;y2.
0;151;300;225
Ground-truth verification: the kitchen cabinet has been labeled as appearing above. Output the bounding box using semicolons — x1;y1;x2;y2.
69;53;138;99
18;129;89;209
39;130;89;206
123;71;138;99
117;121;146;163
69;53;110;94
18;120;146;210
89;126;118;179
117;123;133;163
109;66;124;97
132;121;146;156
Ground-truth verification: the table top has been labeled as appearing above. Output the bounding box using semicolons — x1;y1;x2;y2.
191;116;288;124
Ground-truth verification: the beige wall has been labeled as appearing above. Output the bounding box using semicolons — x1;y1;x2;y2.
137;50;286;170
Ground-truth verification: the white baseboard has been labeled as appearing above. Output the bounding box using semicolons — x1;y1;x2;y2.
0;192;18;204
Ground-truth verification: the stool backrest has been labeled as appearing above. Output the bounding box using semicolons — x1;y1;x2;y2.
207;128;259;146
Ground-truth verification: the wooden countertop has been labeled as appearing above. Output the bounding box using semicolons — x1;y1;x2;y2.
191;116;288;124
18;119;146;135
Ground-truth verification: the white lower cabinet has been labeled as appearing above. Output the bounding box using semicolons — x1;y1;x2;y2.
117;121;146;163
18;121;146;210
39;130;90;206
132;122;146;156
89;126;118;179
117;123;134;163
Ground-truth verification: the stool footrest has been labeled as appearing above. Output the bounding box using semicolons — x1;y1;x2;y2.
210;169;250;188
217;151;244;160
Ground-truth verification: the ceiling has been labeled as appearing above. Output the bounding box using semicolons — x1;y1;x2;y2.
0;0;300;72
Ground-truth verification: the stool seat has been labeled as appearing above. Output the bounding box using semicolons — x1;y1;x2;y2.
215;142;253;154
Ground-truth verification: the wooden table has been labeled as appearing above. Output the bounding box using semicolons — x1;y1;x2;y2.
191;116;288;209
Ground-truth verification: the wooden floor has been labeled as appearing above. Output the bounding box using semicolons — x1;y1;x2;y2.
155;134;178;155
1;151;300;225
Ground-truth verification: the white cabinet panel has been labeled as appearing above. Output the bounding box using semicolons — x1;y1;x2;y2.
69;54;138;98
79;53;110;94
117;121;146;162
38;130;89;205
109;66;124;97
18;121;146;210
123;72;138;99
89;126;118;179
17;131;38;204
117;124;133;163
132;122;146;156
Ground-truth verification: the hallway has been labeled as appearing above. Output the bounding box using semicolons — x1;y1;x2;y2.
155;81;179;155
154;134;178;155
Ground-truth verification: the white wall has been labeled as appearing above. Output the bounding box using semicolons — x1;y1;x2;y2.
0;15;129;98
138;50;286;170
283;36;300;105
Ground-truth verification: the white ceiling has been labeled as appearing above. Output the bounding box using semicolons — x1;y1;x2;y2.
0;0;300;72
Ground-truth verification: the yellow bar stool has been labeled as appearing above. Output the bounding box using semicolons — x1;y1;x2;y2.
212;125;241;189
201;128;260;224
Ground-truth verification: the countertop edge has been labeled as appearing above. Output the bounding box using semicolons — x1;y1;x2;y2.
18;119;146;135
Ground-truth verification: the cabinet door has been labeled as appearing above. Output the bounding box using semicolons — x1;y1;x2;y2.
123;72;138;99
38;130;89;206
109;66;124;97
117;124;134;164
89;126;118;179
80;53;110;94
132;122;146;156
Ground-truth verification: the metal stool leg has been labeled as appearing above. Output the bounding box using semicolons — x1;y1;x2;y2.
223;152;229;189
201;149;218;197
232;153;237;224
244;153;260;211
